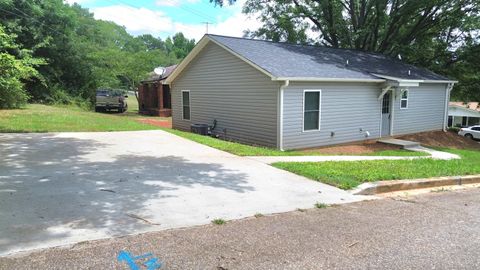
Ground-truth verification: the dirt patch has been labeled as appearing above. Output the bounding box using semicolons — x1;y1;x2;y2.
397;130;480;150
300;140;401;155
137;118;172;128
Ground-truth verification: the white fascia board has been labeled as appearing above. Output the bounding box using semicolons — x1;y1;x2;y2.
371;73;457;84
164;36;211;84
273;77;385;83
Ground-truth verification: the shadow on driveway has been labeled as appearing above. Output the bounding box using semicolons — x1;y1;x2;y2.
0;133;250;254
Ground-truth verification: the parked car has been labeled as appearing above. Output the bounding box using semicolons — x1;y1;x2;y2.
458;125;480;140
95;89;128;113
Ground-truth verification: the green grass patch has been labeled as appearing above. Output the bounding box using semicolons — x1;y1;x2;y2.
211;218;226;225
161;128;427;157
314;202;329;209
0;104;159;132
272;149;480;190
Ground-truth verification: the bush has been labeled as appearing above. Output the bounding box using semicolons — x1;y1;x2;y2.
0;26;43;109
448;127;460;133
0;53;30;108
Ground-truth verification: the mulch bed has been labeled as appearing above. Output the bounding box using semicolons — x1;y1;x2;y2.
137;118;172;128
300;140;402;155
397;130;480;150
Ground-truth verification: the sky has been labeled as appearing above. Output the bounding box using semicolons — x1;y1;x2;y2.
64;0;261;41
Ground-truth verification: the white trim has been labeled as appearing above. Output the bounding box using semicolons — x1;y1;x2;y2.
302;89;322;132
274;77;385;83
378;94;383;137
390;91;395;136
277;80;289;151
379;90;393;137
181;90;191;121
378;85;392;100
443;83;454;131
372;73;458;84
400;89;409;109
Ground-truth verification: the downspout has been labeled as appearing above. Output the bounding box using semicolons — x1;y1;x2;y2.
278;80;289;151
443;83;454;132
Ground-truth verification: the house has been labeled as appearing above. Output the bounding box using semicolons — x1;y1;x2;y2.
448;102;480;127
165;35;457;150
137;65;176;117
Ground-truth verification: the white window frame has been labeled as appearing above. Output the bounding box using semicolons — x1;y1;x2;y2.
181;90;191;121
400;89;409;109
302;89;322;132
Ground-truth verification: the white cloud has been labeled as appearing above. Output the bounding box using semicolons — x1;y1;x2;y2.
91;5;174;36
155;0;200;7
173;7;262;41
87;1;262;41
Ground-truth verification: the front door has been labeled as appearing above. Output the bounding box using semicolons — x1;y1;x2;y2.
381;92;391;137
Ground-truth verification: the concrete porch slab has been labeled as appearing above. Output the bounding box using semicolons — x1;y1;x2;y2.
378;138;420;149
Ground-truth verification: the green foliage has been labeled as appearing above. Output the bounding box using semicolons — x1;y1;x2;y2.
211;218;226;225
0;25;43;109
0;1;195;106
216;0;480;102
273;149;480;190
314;202;328;209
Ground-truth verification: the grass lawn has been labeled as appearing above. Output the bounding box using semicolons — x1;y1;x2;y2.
0;104;160;132
272;148;480;190
162;128;427;157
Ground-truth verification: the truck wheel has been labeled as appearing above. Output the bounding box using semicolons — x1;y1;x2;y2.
465;134;474;140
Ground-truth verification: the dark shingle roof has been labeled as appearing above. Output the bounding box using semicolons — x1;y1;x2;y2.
142;64;178;82
208;35;449;81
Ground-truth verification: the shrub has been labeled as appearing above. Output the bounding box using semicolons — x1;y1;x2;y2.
0;26;44;109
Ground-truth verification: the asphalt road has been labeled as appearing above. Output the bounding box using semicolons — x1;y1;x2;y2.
1;188;479;270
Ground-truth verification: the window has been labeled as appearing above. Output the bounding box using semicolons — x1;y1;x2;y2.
382;92;390;114
303;90;321;131
400;90;408;109
182;90;190;120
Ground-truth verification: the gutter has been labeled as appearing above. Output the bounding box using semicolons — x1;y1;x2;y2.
443;83;455;131
278;80;289;151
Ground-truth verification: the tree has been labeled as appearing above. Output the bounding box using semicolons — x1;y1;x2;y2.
0;25;43;108
165;33;196;59
1;1;196;106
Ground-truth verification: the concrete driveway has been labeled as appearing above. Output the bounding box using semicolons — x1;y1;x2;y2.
0;130;363;255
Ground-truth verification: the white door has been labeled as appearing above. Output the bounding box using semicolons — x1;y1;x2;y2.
381;92;391;137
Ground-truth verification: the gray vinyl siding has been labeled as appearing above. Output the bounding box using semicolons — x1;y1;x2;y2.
392;83;447;135
171;42;280;147
282;82;381;150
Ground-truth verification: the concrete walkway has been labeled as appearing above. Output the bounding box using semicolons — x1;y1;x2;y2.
247;146;459;164
0;130;367;256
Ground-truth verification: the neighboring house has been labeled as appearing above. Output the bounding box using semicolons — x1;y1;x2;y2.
448;102;480;127
138;65;177;117
165;35;456;150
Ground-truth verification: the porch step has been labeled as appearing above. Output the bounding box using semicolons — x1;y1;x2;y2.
378;138;421;149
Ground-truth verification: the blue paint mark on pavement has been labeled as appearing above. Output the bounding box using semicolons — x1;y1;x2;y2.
118;250;163;270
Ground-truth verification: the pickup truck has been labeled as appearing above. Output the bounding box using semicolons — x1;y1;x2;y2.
95;89;128;113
